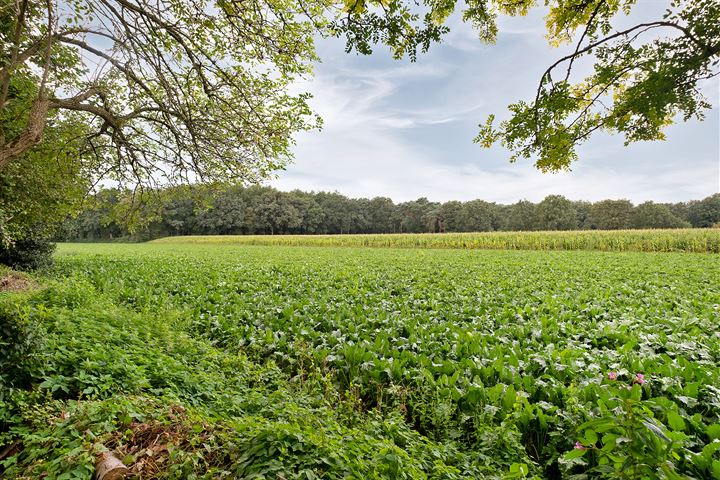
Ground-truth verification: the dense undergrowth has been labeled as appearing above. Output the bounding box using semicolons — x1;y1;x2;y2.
1;243;720;478
151;229;720;253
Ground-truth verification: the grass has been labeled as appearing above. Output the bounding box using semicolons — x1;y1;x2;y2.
150;228;720;253
1;243;719;479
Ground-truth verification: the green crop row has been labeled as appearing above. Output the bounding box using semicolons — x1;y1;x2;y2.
2;243;719;479
150;228;720;253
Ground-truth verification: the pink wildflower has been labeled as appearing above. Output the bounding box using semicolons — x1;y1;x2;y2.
607;372;617;381
574;442;585;450
635;373;646;385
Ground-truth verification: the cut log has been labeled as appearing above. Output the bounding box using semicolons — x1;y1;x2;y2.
94;451;129;480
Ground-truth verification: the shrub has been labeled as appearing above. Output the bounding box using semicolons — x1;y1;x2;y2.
0;233;56;270
0;302;46;395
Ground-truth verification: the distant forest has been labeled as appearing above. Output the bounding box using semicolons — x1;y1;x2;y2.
58;186;720;241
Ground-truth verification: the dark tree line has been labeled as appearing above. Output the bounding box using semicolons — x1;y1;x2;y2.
58;187;720;241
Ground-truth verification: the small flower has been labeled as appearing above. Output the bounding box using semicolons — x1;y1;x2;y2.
574;441;585;450
607;372;617;381
634;373;646;385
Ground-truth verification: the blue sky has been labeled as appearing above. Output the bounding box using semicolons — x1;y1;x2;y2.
270;1;720;204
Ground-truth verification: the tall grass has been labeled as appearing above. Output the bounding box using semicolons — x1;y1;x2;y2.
150;229;720;253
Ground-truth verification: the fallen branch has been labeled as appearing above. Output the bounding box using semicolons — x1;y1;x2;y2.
0;440;21;461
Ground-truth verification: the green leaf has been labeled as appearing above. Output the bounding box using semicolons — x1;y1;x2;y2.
666;411;686;432
503;384;516;412
564;448;587;460
584;429;598;445
642;419;670;442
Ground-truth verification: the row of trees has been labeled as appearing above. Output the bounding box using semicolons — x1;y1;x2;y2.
59;187;720;241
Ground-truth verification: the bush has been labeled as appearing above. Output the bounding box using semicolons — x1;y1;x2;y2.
0;300;47;449
0;233;56;270
0;302;46;395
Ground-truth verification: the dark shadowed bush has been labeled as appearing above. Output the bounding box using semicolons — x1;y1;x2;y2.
0;233;56;271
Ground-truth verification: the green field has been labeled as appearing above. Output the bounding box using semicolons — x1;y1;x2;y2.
2;242;720;479
151;229;720;253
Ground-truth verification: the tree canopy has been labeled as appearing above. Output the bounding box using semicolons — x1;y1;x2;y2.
1;0;324;185
0;68;92;245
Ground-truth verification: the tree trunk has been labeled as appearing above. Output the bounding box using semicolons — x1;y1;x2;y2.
0;97;49;169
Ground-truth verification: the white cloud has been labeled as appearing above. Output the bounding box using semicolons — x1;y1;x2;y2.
274;146;719;204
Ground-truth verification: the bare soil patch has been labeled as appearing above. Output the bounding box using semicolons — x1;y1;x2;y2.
0;272;36;292
104;406;213;479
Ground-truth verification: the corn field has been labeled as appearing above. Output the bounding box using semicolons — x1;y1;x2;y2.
151;228;720;253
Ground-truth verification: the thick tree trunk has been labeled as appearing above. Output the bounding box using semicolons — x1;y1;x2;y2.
0;97;49;169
